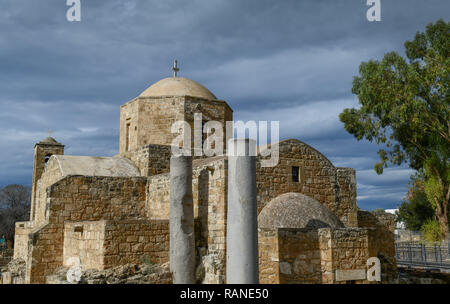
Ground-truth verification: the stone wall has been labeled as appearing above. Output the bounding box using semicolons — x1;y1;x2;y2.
31;143;64;220
256;139;358;228
64;221;105;270
336;168;358;227
358;210;398;282
33;156;64;226
122;144;172;177
184;96;233;151
147;156;228;283
368;227;398;282
13;221;34;260
258;227;375;284
103;219;169;269
25;175;147;283
120;96;233;154
371;210;396;233
321;228;371;284
119;98;140;153
278;228;322;284
120;97;186;153
63;219;170;271
258;229;280;284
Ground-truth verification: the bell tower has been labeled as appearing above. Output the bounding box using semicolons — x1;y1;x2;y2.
30;136;64;221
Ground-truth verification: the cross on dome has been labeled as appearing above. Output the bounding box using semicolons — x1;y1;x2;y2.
172;60;180;77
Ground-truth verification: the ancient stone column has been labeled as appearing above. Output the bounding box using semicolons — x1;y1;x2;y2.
170;155;195;284
226;138;259;284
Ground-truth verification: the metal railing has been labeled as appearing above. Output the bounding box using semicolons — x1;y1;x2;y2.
395;242;450;270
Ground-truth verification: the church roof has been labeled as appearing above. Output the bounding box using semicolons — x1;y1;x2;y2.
258;192;344;229
50;155;140;177
38;137;63;146
139;77;217;100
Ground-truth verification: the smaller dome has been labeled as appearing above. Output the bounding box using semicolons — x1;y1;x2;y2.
139;77;217;100
258;192;344;229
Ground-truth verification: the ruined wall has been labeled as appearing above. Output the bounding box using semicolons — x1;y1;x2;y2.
368;227;398;283
258;227;372;284
258;229;280;284
358;211;398;282
278;228;322;284
63;219;170;271
13;221;34;260
324;228;371;284
371;210;396;233
336;168;358;227
26;176;147;283
64;221;105;270
256;139;358;227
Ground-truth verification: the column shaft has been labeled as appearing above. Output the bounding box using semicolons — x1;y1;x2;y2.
170;155;195;284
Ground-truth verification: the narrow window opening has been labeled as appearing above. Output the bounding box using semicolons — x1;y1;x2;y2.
126;123;131;152
292;166;300;183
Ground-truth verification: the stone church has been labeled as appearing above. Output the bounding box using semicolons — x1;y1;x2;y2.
11;69;396;284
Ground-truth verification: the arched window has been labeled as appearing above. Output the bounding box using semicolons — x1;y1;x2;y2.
44;154;52;167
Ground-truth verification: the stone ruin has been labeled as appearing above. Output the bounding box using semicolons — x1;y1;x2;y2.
1;75;397;284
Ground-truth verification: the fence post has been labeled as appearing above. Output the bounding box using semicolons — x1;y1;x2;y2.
408;243;413;266
420;244;424;265
448;239;450;260
438;244;443;267
434;243;439;264
422;243;427;266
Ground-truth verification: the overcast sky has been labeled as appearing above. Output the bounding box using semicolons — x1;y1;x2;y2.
0;0;448;210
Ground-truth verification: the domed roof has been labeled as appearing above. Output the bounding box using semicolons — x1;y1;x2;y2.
258;192;344;229
139;77;217;100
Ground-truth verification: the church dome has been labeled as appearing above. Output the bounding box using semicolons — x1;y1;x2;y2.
139;77;217;100
258;192;344;229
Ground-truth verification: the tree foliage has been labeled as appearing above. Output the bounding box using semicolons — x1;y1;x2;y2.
0;184;31;244
396;175;436;231
340;19;449;238
421;219;442;244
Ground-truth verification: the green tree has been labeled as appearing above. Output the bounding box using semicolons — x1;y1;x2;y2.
0;184;31;247
339;20;449;238
421;219;442;244
396;175;435;231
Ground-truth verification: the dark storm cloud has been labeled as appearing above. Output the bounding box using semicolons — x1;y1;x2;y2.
0;0;448;210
